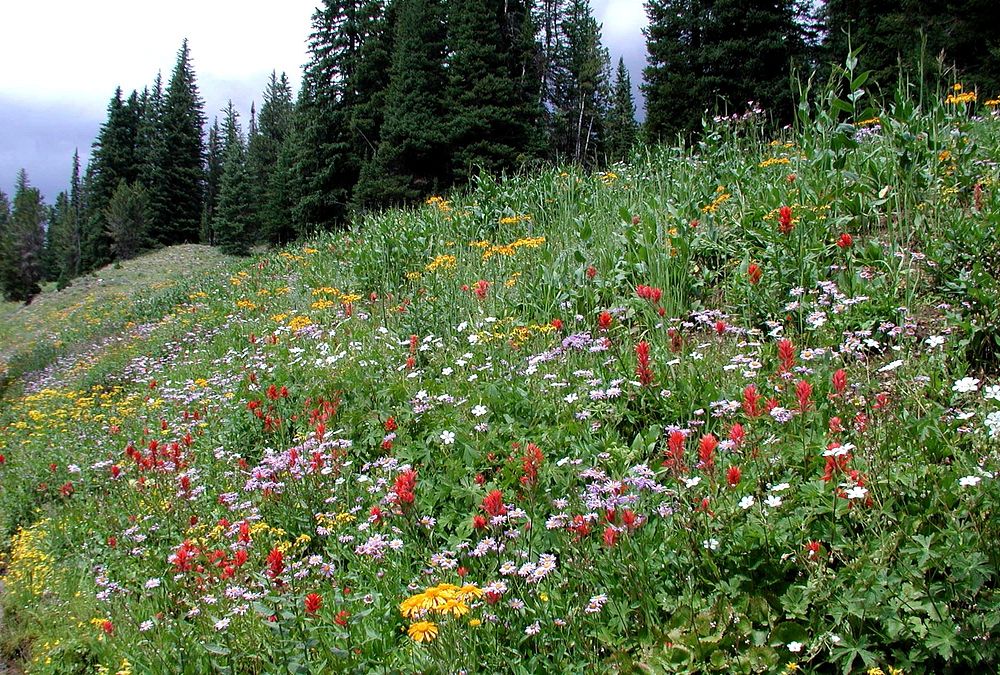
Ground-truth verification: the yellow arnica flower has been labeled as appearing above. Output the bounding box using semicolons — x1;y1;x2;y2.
408;620;439;643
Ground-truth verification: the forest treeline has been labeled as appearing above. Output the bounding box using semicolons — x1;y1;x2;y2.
2;0;998;302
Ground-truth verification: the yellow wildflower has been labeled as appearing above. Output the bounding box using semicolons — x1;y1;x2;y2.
408;620;439;643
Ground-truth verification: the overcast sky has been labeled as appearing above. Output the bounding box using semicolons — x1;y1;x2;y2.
0;0;649;202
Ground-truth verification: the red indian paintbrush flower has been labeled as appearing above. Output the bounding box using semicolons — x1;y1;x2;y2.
729;422;745;447
305;593;322;615
742;384;762;418
394;469;417;507
697;434;718;471
482;489;507;517
777;339;795;373
598;311;612;330
635;341;653;386
778;205;794;234
726;466;742;487
836;233;853;249
796;379;813;412
832;368;847;394
267;547;284;578
747;263;762;285
663;430;687;474
520;443;543;487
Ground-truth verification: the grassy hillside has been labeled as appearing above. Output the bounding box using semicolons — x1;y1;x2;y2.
1;84;999;673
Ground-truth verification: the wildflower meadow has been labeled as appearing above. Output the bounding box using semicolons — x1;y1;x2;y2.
1;75;999;674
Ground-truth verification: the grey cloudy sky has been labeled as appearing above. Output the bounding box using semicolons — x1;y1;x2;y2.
0;0;648;202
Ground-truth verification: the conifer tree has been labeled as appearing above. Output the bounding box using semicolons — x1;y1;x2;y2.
105;180;150;261
292;1;372;233
446;0;541;182
160;39;206;245
213;103;252;256
355;0;449;206
605;57;638;162
0;171;46;303
82;88;142;269
558;0;610;165
136;72;169;235
247;72;296;244
202;119;223;244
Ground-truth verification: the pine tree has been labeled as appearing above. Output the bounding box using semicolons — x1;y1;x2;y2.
136;72;169;236
247;72;296;244
292;1;370;233
105;180;151;261
446;0;542;182
824;0;1000;98
202;119;223;244
605;57;638;162
559;0;610;165
82;87;143;269
644;0;805;139
0;171;47;303
355;0;449;206
213;103;252;256
160;39;206;245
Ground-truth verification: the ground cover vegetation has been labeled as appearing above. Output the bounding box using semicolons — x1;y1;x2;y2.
3;0;1000;303
0;46;999;671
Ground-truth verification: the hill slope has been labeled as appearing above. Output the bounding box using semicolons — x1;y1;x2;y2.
1;98;999;673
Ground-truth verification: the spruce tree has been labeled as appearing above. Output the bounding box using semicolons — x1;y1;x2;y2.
446;0;541;182
559;0;610;165
136;72;169;236
355;0;449;207
247;72;296;244
292;1;369;233
160;39;206;245
213;103;252;256
82;87;142;269
0;171;47;303
605;57;638;162
202;119;223;244
105;180;151;261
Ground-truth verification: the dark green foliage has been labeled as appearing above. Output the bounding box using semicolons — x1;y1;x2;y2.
136;73;169;235
82;88;143;269
159;39;206;245
213;103;252;256
105;180;151;261
202;119;224;245
292;1;387;234
247;72;296;244
0;171;46;303
824;0;1000;99
556;0;610;165
605;57;638;162
446;0;542;182
644;0;805;139
355;0;449;207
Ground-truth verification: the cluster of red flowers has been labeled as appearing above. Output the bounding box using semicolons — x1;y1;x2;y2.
778;205;794;235
747;262;763;285
520;443;543;487
636;284;663;303
393;469;417;508
635;341;653;386
663;430;687;474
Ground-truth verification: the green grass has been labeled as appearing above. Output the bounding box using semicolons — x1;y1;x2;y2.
0;81;999;674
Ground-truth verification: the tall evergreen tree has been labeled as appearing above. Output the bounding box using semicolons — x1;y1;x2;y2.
824;0;1000;98
247;72;296;244
558;0;610;165
0;171;46;303
136;72;169;234
202;119;223;245
160;39;206;245
213;103;252;255
105;180;151;261
644;0;805;139
605;57;638;162
292;1;378;233
355;0;449;206
446;0;541;182
82;87;142;269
